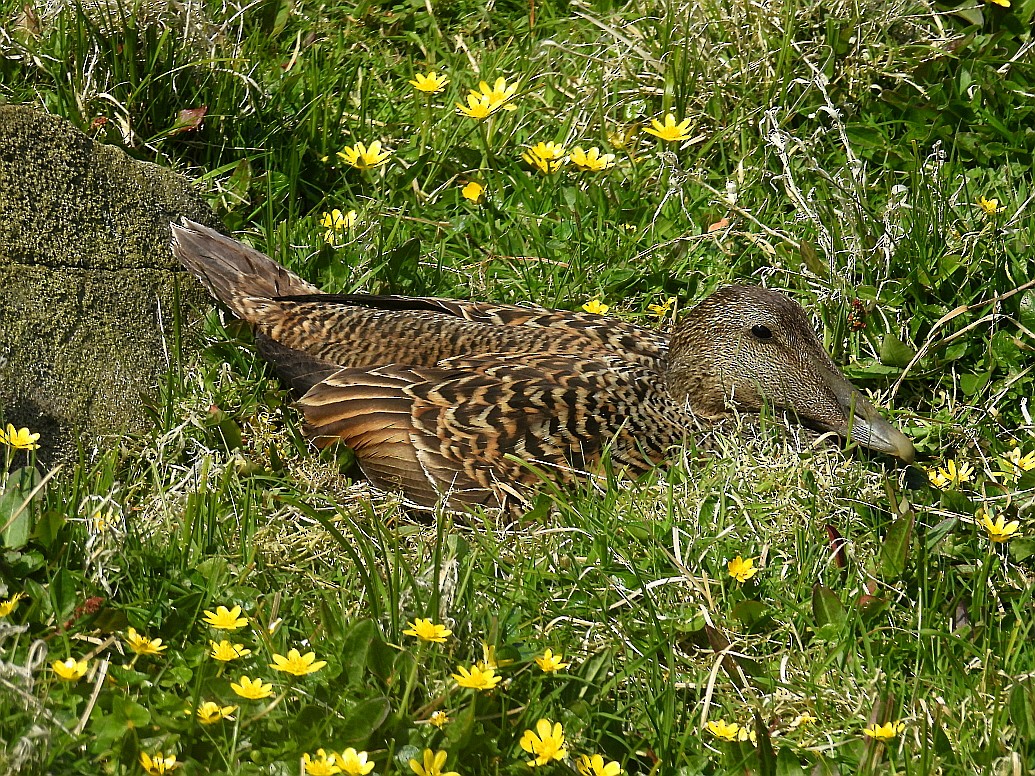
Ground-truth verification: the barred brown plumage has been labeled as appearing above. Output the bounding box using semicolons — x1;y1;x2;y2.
171;219;915;510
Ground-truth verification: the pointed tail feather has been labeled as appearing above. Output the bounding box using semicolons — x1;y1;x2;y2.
170;219;320;321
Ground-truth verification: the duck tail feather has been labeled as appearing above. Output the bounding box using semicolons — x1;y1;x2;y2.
170;219;321;321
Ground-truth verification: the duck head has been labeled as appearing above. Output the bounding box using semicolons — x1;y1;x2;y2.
667;285;915;463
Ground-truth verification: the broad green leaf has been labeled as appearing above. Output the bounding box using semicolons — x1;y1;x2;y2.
880;510;915;578
812;584;847;630
775;747;808;776
879;333;916;368
339;697;391;742
1;466;43;549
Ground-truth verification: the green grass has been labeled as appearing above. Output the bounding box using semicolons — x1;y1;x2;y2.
2;0;1035;772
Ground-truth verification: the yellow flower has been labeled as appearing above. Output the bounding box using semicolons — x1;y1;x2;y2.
582;299;610;315
993;445;1035;483
534;648;570;673
52;657;89;681
201;604;248;630
452;663;501;690
428;710;450;727
303;749;341;776
209;640;252;661
409;71;449;94
0;592;25;618
642;113;694;143
576;754;623;776
403;618;452;643
522;141;567;174
139;751;178;775
125;627;167;655
977;195;1006;214
230;675;274;700
338;140;391;170
790;712;818;728
926;458;974;489
705;719;741;742
569;146;615;171
727;555;758;583
194;701;237;724
977;508;1021;543
475;76;519;111
520;719;568;766
335;748;376;776
270;647;327;676
461;181;484;203
863;720;906;740
0;424;40;450
89;509;116;532
984;0;1011;6
409;748;459;776
455;92;496;120
647;298;675;318
320;209;358;242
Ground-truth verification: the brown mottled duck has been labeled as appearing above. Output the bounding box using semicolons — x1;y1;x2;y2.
171;219;914;509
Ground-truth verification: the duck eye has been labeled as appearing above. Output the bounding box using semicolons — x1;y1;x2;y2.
751;324;773;340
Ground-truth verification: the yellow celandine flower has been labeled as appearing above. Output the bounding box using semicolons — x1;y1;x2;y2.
569;146;615;171
209;640;252;661
582;299;610;315
202;604;248;630
270;647;327;676
409;748;459;776
984;0;1011;6
193;701;237;724
976;195;1006;214
535;648;570;673
0;424;41;450
576;753;623;776
125;627;167;655
320;209;358;243
428;710;450;728
977;508;1021;543
727;555;758;583
993;445;1035;483
89;509;115;532
455;92;497;120
461;181;484;203
139;751;178;775
231;675;274;700
475;76;519;111
52;657;89;681
335;748;376;776
0;592;25;618
522;141;567;174
520;719;568;767
452;663;501;690
926;458;974;489
409;71;449;94
790;712;818;728
648;298;675;318
338;140;391;170
642;113;694;143
705;719;741;741
403;618;452;643
479;641;513;669
863;720;906;740
303;749;340;776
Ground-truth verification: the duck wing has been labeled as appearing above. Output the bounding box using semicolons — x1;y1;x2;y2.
171;220;669;392
298;353;697;509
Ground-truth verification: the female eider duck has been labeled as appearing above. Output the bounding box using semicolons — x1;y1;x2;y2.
171;219;915;509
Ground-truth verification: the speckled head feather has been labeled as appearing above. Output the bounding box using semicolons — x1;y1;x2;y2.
171;219;915;509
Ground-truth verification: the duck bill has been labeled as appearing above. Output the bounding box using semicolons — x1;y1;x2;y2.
823;370;916;463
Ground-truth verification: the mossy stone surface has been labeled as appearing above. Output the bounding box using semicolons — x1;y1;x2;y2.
0;104;219;465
